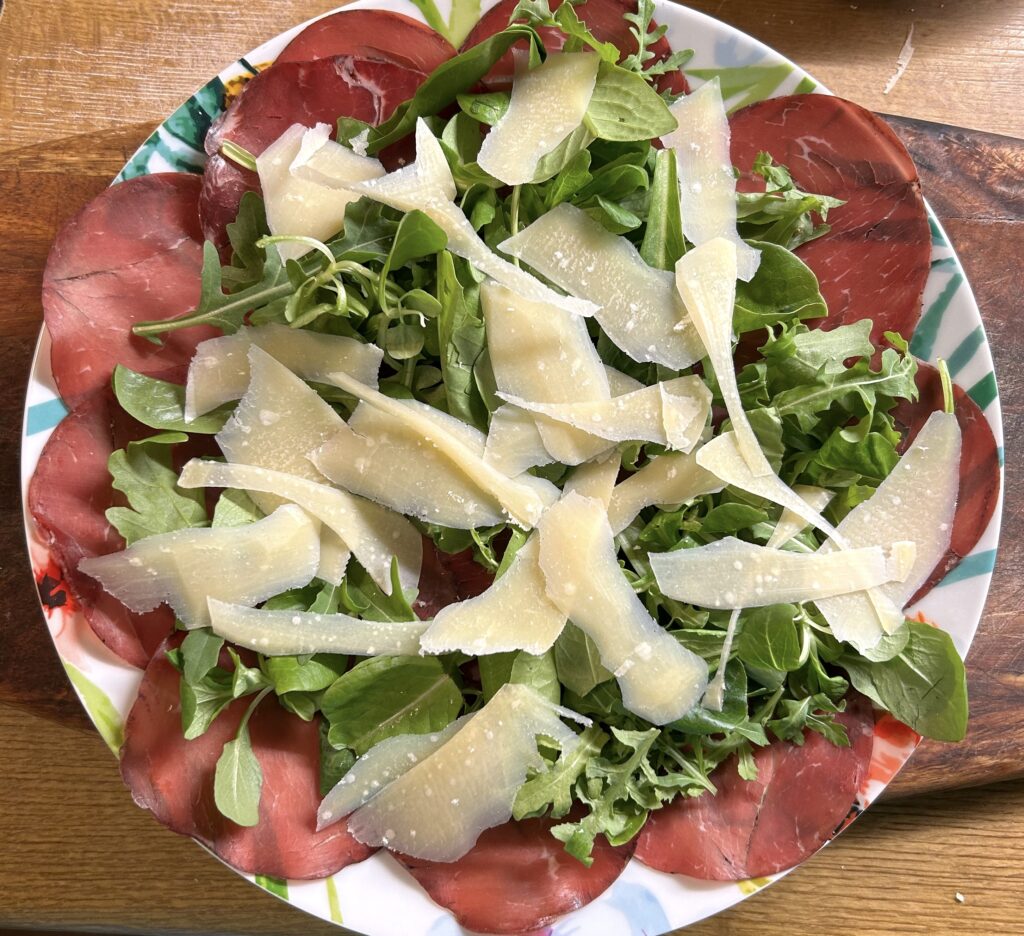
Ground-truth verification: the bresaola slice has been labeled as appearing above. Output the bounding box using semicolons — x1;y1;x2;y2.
636;691;875;879
200;56;428;252
120;637;374;879
461;0;688;96
398;814;636;935
893;361;1000;601
729;95;931;346
27;390;175;668
42;173;211;408
275;9;456;71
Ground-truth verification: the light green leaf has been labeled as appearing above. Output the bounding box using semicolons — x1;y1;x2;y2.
583;62;678;142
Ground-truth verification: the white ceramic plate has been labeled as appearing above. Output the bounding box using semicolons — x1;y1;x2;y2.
21;2;1004;933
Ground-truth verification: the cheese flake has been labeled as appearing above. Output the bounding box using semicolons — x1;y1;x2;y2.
662;79;760;281
477;52;599;185
345;683;580;860
78;505;320;629
345;120;596;317
418;536;566;655
257;123;384;262
537;492;708;724
207;598;428;657
184;322;382;421
179;460;422;596
500;202;704;369
767;485;835;549
482;405;554;477
816;411;961;652
650;536;916;609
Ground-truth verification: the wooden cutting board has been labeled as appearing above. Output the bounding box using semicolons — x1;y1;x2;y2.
0;114;1020;799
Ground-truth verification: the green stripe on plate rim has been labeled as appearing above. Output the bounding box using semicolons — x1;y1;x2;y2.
63;663;125;755
255;875;289;899
326;876;344;923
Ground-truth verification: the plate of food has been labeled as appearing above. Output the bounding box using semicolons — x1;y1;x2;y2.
21;0;1003;933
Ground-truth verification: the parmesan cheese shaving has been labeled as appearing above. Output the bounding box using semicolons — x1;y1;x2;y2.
696;431;844;543
343;120;597;317
816;411;961;652
179;460;422;595
345;683;580;860
500;375;710;452
477;52;599;185
675;237;770;476
418;536;566;655
564;451;622;508
662;79;760;281
184;323;382;421
766;485;835;549
257;123;384;262
78;505;320;629
482;405;554;477
649;536;916;609
326;371;556;528
499;203;705;369
207;598;428;657
606;450;723;534
537;492;708;724
318;719;466;829
216;346;351;585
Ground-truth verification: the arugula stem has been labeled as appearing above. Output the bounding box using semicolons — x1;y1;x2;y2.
241;686;274;731
937;357;955;414
220;140;258;172
509;185;522;267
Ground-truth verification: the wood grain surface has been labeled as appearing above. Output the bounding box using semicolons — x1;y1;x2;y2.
0;0;1022;933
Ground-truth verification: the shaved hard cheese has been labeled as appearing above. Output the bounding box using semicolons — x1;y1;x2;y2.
477;52;599;185
500;203;704;369
290;122;385;189
326;371;556;528
816;411;961;652
482;405;553;477
606;450;723;535
343;120;596;317
217;346;351;585
179;460;421;595
697;431;844;543
345;683;581;860
257;122;384;262
604;366;644;396
318;719;466;829
500;376;710;453
418;536;566;655
563;451;622;508
662;79;760;282
207;598;428;657
78;505;319;629
537;493;708;724
649;537;915;609
675;237;770;477
767;485;835;549
482;278;610;465
184;323;382;421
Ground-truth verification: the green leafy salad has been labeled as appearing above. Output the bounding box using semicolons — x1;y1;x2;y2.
85;0;968;867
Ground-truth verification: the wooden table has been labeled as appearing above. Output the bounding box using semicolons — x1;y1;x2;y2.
1;1;1022;933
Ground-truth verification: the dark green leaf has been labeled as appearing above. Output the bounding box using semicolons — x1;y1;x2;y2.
113;366;231;434
732;241;827;335
737;605;803;672
263;654;348;695
457;91;510;126
514;724;608;819
640;148;685;270
436;251;489;429
554;623;613;697
181;628;224;686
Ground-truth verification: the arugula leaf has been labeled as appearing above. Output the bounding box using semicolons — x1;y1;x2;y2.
436;251;489;429
224;191;272;290
262;654;348;695
228;648;273;698
339;559;418;623
532;124;595;184
113;366;230;434
513;724;608;819
211;489;263;528
180;628;224;686
671;660;767;743
554;623;613;697
457;91;510;126
838;621;968;741
479;649;560;704
180;667;234;740
320;721;356;796
106;433;207;545
214;688;271;826
321;656;463;754
640;147;684;270
737;605;803;672
583;61;678;141
621;0;693;80
732;241;827;335
368;26;542;154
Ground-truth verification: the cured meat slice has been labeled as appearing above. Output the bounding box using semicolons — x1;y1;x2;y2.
412;537;461;619
41;173;210;408
729;95;931;346
460;0;688;95
200;56;428;251
892;361;1000;601
635;692;875;879
397;814;636;934
275;9;456;72
27;390;174;668
120;637;374;879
